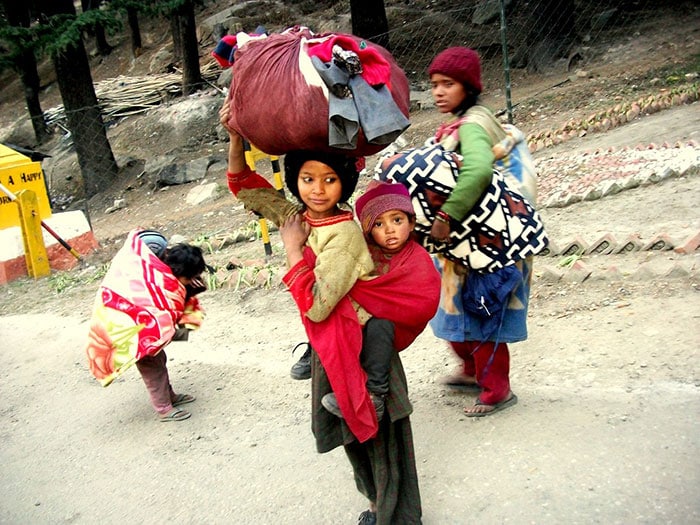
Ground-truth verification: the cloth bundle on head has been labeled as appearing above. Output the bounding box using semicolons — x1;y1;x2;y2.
428;46;483;94
355;180;415;234
225;26;410;156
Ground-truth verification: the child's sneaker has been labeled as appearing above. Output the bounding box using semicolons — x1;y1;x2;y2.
289;342;312;380
321;392;385;420
321;392;343;418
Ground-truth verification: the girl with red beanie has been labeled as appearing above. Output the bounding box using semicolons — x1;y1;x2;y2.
424;46;538;416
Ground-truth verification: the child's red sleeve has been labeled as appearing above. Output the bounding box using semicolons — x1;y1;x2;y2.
226;166;274;196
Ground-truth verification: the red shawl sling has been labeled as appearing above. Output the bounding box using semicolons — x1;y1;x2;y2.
351;240;440;351
283;238;440;442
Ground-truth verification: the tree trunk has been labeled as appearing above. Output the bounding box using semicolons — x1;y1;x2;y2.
350;0;391;51
176;0;202;95
126;6;143;57
2;0;50;145
18;47;50;145
170;14;182;63
80;0;113;56
35;0;118;198
94;24;113;56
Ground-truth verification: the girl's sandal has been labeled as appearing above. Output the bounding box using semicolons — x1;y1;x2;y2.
464;393;518;417
160;408;191;422
172;393;196;407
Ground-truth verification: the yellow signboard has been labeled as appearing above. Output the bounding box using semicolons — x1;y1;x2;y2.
0;144;52;229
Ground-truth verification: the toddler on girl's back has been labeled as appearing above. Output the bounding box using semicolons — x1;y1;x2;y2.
320;180;439;421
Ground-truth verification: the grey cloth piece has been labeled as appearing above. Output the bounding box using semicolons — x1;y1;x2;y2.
328;96;360;149
311;55;360;150
311;55;351;98
348;74;410;145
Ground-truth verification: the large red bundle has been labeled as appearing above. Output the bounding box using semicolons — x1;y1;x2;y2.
227;27;410;156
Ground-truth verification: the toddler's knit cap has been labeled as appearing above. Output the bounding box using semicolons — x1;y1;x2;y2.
355;180;414;234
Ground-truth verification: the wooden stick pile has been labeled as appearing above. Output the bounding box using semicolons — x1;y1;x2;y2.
44;61;223;127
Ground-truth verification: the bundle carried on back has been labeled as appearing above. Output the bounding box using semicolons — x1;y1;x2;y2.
222;26;410;156
378;108;548;272
85;231;204;387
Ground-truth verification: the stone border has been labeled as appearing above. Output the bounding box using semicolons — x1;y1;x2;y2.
535;255;699;283
538;230;700;258
526;83;699;153
540;144;699;209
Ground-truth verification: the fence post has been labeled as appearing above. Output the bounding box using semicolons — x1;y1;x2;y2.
499;0;514;124
16;189;51;279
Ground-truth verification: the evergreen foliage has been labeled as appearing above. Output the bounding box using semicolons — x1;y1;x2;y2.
0;6;122;74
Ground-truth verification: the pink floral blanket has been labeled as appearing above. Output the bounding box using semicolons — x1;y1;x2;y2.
85;230;202;386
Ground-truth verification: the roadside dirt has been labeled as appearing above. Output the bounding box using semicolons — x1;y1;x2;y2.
0;6;699;525
1;162;698;523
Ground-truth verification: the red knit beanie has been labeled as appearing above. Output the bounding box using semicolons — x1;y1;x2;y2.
355;180;415;235
428;47;483;94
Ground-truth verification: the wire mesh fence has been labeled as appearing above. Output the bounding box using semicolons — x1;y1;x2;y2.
387;0;687;113
9;0;695;211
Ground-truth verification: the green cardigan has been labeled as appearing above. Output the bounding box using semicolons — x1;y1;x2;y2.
439;106;502;221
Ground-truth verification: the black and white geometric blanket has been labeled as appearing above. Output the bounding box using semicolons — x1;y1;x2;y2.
380;143;549;272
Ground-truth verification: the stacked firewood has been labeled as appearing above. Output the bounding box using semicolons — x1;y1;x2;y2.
44;61;222;128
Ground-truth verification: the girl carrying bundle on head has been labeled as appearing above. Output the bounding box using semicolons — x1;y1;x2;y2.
220;98;438;524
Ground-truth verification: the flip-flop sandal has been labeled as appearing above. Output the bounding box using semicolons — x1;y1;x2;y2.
172;393;196;407
160;408;191;422
443;380;481;393
464;393;518;417
441;375;481;393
